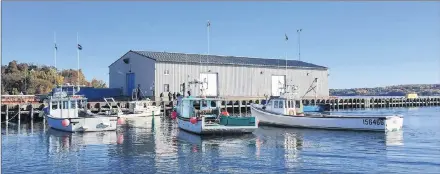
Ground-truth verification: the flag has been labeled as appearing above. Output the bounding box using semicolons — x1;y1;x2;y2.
55;43;58;50
285;34;288;41
77;44;82;50
207;21;211;27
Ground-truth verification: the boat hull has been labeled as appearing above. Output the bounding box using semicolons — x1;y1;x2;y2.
177;117;258;135
117;111;161;118
251;104;403;132
46;115;118;132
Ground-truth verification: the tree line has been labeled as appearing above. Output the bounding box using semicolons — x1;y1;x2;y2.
1;60;107;95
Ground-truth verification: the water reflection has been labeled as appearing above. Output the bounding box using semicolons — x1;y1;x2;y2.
4;107;438;174
176;130;258;173
46;129;120;153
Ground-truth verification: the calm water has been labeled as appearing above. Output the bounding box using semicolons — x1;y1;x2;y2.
2;107;440;174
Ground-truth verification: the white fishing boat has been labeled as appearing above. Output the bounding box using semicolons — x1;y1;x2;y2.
126;99;161;117
250;85;404;132
99;97;161;119
96;87;161;119
43;88;118;132
172;79;258;135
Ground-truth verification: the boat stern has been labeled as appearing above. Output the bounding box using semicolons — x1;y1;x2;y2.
385;115;404;132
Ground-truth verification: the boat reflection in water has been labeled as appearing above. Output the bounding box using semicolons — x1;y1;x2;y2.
46;129;122;154
384;130;404;146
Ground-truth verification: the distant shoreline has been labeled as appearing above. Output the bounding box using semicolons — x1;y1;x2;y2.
330;84;440;97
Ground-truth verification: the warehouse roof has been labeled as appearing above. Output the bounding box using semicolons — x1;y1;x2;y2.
114;50;327;70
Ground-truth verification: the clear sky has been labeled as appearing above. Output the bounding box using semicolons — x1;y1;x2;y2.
2;2;440;89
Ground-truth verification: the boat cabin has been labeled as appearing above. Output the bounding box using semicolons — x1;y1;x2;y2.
263;96;304;115
128;99;155;114
176;97;220;119
45;89;88;118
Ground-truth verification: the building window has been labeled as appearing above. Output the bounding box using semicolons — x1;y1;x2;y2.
164;84;169;92
164;70;169;75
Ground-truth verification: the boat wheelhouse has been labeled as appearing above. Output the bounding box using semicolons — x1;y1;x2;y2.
44;88;118;132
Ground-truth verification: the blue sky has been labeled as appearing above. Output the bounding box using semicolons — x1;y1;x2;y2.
2;2;440;89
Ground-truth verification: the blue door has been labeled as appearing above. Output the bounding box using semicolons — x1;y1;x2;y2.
126;73;135;96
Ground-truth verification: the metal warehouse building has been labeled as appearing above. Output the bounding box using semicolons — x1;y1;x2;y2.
109;50;329;100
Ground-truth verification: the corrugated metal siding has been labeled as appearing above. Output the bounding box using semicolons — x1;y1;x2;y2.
155;62;329;99
109;52;156;96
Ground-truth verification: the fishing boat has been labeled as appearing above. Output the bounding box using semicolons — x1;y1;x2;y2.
100;97;161;119
92;87;161;119
250;85;404;132
171;79;258;135
43;88;118;132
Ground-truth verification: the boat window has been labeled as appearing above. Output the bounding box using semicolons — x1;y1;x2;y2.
211;101;217;107
296;101;301;108
71;101;76;109
63;101;69;109
202;100;207;107
51;102;58;109
274;101;278;108
278;101;284;108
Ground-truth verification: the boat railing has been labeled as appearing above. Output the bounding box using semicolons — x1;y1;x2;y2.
103;97;123;115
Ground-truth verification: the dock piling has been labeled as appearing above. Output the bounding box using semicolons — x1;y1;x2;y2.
18;104;21;125
5;105;9;123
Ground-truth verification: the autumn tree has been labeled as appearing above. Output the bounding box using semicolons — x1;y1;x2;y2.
1;60;106;95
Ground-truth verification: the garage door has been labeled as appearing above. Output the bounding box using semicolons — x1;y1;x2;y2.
271;75;285;96
200;73;218;96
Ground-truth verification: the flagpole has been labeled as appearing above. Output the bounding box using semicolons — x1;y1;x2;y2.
54;32;57;72
77;32;80;91
297;29;302;61
284;34;289;89
207;20;210;73
285;33;288;94
54;32;57;86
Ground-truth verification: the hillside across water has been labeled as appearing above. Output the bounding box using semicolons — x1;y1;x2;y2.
330;84;440;96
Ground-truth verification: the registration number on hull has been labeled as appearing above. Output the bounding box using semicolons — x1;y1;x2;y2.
362;118;384;125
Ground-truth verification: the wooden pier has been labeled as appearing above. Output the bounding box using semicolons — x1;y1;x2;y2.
1;96;440;122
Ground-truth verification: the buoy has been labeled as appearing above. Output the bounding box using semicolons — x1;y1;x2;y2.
221;111;230;116
171;111;177;119
190;117;197;124
117;118;125;125
61;119;70;127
